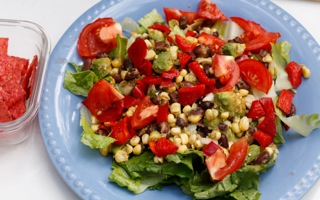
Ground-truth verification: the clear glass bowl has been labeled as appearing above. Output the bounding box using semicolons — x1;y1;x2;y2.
0;19;50;144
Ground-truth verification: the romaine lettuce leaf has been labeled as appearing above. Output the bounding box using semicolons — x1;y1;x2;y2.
138;9;164;29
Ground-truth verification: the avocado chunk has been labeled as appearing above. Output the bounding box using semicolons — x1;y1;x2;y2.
152;51;174;73
214;91;246;118
221;43;246;58
92;58;112;79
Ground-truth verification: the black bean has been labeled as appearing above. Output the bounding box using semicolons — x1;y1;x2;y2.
169;91;179;103
193;44;212;58
247;127;256;135
112;74;122;83
197;126;211;137
82;58;92;71
218;123;228;131
201;19;215;28
158;122;170;134
189;108;204;116
212;31;219;37
155;41;169;51
232;36;244;44
236;79;251;90
125;68;140;81
152;95;162;105
251;151;271;165
287;104;296;117
122;59;133;70
179;16;188;29
218;134;229;148
176;117;189;127
200;101;214;109
203;64;214;78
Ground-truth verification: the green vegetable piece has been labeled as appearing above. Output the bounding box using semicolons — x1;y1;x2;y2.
245;145;261;164
138;9;164;29
214;91;246;117
274;116;285;145
221;43;246;57
148;29;165;42
203;117;222;129
92;57;112;79
108;34;128;60
152;51;174;73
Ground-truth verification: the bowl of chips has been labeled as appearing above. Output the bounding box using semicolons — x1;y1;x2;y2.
0;19;50;144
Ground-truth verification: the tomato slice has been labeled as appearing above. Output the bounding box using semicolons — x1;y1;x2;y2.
131;96;159;130
210;55;240;93
238;59;272;94
230;17;265;42
82;79;124;121
109;117;135;146
245;31;281;53
178;84;206;106
163;7;198;24
206;137;248;181
77;18;122;58
197;0;228;21
198;32;226;54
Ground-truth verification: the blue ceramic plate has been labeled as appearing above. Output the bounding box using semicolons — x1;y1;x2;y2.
39;0;320;199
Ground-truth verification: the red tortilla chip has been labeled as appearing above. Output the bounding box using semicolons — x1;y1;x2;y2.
0;79;26;108
0;38;8;55
9;95;26;120
0;55;29;86
26;55;38;99
0;100;12;122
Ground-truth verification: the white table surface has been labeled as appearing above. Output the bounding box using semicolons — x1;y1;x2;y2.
0;0;319;199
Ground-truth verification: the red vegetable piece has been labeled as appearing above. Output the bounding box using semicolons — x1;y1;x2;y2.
110;117;135;146
175;34;196;53
122;96;138;109
82;79;124;121
149;137;178;157
128;38;147;67
77;18;121;58
148;24;171;34
202;141;220;157
141;75;163;85
230;17;266;42
133;85;146;100
258;97;276;137
198;0;228;21
161;68;180;79
198;32;226;54
163;7;198;24
156;102;169;124
177;52;192;70
238;59;273;94
178;84;205;106
138;59;153;76
161;79;175;88
245;32;281;53
247;100;265;120
277;89;294;115
252;130;273;149
131;96;159;130
285;61;302;88
188;61;215;85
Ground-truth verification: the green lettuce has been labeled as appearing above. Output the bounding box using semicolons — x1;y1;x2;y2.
138;9;164;29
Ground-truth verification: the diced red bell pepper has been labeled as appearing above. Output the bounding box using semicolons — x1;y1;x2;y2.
128;38;147;67
178;84;206;106
141;75;163;85
175;34;196;53
285;61;302;88
149;137;178;157
202;141;220;157
188;61;215;86
186;30;197;37
138;59;153;76
246;100;265;120
257;97;276;137
133;85;146;100
122;95;138;109
198;0;228;21
177;52;192;70
161;68;180;79
161;78;175;88
277;89;294;115
148;24;171;34
156;102;169;124
252;130;273;149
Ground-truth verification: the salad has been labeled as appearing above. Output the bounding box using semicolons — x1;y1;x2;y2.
63;0;320;199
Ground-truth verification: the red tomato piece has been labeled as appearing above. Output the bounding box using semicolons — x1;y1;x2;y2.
210;55;240;93
149;137;178;157
175;34;196;53
163;8;198;24
122;96;138;109
230;17;266;42
238;59;272;94
138;59;153;76
252;130;273;149
148;24;171;34
197;0;228;21
285;61;302;88
258;97;276;137
82;79;124;121
109;117;135;146
202;141;220;157
161;68;180;79
156;102;169;124
188;61;215;85
77;18;121;58
177;52;192;70
131;96;159;130
207;137;248;181
198;32;226;54
128;38;147;68
161;79;175;88
141;75;163;85
246;100;265;120
205;149;227;181
277;89;294;115
178;84;206;106
245;32;281;53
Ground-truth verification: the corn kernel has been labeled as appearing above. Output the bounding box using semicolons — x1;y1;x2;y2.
180;133;189;145
262;53;272;63
205;109;215;121
189;134;197;144
159;92;170;101
154;156;164;163
239;116;249;131
231;122;242;137
182;105;192;114
130;135;140;146
179;69;188;77
91;124;99;132
175;75;183;83
145;49;156;60
238;89;249;97
150;131;161;141
170;127;182;135
188;114;202;124
301;64;311;78
141;134;150;144
194;139;204;149
221;111;230;119
114;150;129;163
170;102;181;116
209;130;221;140
91;115;100;124
184;72;197;82
177;144;188;153
120;70;127;80
133;144;142;155
173;137;182;146
111;57;123;68
167;113;176;124
124;144;133;154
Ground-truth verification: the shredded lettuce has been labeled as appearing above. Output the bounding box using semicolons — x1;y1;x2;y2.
270;41;293;91
80;106;115;149
138;9;164;29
